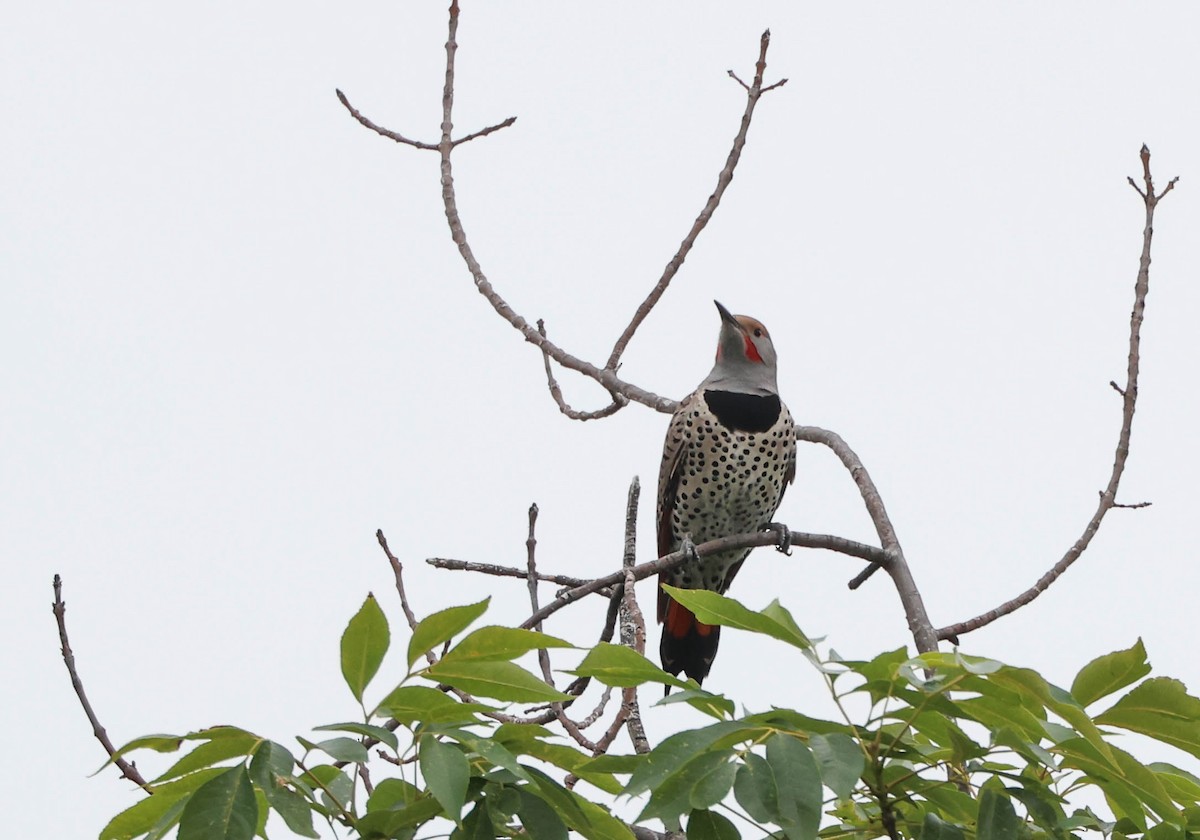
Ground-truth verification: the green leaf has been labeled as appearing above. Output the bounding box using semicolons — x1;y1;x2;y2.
312;721;399;752
153;732;261;783
523;767;633;840
515;739;624;795
920;812;966;840
356;795;443;837
420;735;470;822
625;721;753;797
1072;639;1151;707
298;736;369;764
449;733;535;785
688;809;740;840
425;658;571;702
375;684;491;723
1150;762;1200;804
766;733;821;840
248;741;295;788
366;778;421;812
99;769;226;840
638;750;732;824
442;626;573;663
690;759;737;811
809;733;864;800
178;766;258;840
991;667;1115;763
299;764;354;814
660;586;810;650
1056;737;1178;828
97;733;185;774
734;752;779;824
655;686;736;720
976;788;1018;840
454;799;496;840
571;642;688;689
517;788;569;840
1095;678;1200;759
249;748;318;840
576;754;644;776
408;599;490;668
144;797;188;840
342;593;390;703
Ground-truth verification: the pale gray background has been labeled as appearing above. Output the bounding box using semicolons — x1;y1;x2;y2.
5;2;1199;835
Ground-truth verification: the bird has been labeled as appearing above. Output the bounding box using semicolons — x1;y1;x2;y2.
656;300;797;685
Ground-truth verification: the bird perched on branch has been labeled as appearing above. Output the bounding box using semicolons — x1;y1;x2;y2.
657;301;797;685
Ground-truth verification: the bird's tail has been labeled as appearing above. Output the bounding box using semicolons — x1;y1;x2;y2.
659;597;721;687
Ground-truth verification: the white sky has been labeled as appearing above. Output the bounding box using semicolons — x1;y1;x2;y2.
5;2;1200;836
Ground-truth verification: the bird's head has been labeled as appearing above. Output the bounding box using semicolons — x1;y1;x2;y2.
707;300;781;394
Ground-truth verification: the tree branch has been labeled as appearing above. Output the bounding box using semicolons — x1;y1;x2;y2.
52;575;153;792
338;5;788;419
427;556;599;591
517;526;883;630
604;29;787;373
798;427;938;654
936;145;1176;642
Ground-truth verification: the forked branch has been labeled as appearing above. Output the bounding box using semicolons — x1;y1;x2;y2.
936;146;1176;642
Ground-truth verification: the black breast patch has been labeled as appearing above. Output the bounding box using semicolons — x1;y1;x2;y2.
703;390;781;433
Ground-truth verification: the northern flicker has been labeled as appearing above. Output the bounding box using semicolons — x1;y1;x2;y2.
657;300;797;685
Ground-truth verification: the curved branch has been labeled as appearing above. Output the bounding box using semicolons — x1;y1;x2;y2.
538;320;628;421
936;145;1176;642
798;427;937;654
52;575;153;792
604;29;787;372
339;6;786;418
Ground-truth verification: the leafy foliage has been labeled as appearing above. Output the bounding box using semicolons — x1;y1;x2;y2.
100;595;1200;840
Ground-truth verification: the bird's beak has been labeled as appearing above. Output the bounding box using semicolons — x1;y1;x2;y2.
714;300;740;329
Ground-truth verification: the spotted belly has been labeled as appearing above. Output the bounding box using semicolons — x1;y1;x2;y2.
662;398;794;592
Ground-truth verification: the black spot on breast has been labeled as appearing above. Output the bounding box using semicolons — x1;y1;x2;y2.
703;391;782;433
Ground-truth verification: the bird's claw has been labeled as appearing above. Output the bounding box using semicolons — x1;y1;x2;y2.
767;522;792;556
680;535;700;565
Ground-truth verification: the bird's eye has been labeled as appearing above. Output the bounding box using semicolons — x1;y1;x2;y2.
753;328;763;338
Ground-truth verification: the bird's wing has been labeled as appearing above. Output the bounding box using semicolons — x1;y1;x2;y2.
656;393;693;623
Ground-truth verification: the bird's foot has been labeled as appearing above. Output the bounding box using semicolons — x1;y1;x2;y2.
679;535;700;566
767;522;792;556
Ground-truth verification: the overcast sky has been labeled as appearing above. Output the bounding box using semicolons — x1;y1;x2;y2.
5;2;1200;836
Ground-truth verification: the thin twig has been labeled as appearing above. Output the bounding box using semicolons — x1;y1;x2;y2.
604;29;787;373
53;575;153;792
936;145;1176;642
377;530;420;632
524;504;597;748
451;116;518;147
426;557;598;590
334;89;515;150
339;8;798;417
538;320;627;421
335;89;438;150
519;526;873;630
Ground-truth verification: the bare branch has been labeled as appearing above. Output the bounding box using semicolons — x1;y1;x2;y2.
377;530;420;631
937;145;1177;642
524;503;553;683
427;557;606;592
538;320;628;421
336;89;439;150
519;525;883;630
340;9;791;417
798;427;938;654
451;116;517;147
604;28;787;372
53;575;152;792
